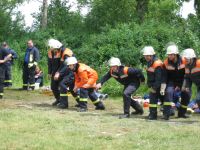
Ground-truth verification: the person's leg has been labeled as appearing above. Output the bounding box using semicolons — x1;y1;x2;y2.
148;90;160;120
0;78;4;99
51;77;60;106
88;88;105;110
0;67;5;99
162;86;174;120
196;87;200;108
78;88;88;112
124;83;143;115
57;78;69;109
28;66;36;90
178;90;191;118
22;64;28;90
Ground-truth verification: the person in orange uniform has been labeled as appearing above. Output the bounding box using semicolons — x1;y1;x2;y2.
96;57;145;119
161;44;188;119
66;57;105;112
143;46;163;120
47;39;74;106
181;48;200;116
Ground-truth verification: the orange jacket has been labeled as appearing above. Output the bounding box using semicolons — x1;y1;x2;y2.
75;63;98;88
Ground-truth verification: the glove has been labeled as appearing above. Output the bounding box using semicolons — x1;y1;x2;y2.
28;62;37;68
28;63;34;68
54;72;60;80
96;83;102;90
160;83;166;95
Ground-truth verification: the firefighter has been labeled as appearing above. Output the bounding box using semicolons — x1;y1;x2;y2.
143;46;163;120
0;46;12;99
47;39;74;106
66;57;105;112
54;65;76;109
96;57;145;119
181;48;200;117
161;44;188;120
22;40;40;90
2;42;17;87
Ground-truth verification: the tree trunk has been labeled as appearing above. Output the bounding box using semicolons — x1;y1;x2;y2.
41;0;48;29
136;0;149;24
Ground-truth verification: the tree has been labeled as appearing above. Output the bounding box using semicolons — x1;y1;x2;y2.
41;0;48;29
0;0;25;41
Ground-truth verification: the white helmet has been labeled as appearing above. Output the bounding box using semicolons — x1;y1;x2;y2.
166;45;179;54
66;57;78;65
48;39;62;49
142;46;155;55
182;48;196;59
108;57;121;66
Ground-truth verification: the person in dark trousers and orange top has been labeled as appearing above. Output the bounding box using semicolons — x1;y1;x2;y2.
96;57;145;119
0;46;12;99
47;39;74;107
2;42;17;87
181;48;200;116
34;66;43;87
22;40;40;90
66;57;105;112
161;44;189;120
143;46;163;120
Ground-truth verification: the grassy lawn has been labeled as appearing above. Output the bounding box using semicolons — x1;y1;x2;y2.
0;89;200;150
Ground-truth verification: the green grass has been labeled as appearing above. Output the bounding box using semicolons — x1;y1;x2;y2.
0;89;200;150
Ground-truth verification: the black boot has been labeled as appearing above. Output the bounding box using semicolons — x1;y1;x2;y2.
52;99;60;106
148;108;157;120
131;101;144;115
163;105;171;120
95;101;105;110
161;115;169;120
77;107;87;112
119;114;130;119
57;103;68;109
75;98;80;107
58;96;68;109
178;107;189;118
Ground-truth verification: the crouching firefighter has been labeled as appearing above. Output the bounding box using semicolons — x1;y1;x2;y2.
96;57;145;119
53;65;75;109
66;57;105;112
143;46;163;120
47;39;74;106
181;48;200;117
161;44;188;120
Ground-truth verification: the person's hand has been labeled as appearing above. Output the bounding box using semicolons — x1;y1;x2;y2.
185;88;190;93
54;72;60;80
28;63;34;68
73;87;78;93
160;83;166;96
175;86;180;91
96;83;102;90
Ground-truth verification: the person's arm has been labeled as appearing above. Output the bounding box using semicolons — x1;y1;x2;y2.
0;48;12;64
10;49;18;59
34;47;40;62
59;65;68;78
100;71;111;85
152;66;162;91
48;57;52;75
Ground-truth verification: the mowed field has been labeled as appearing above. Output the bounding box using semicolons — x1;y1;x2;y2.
0;89;200;150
